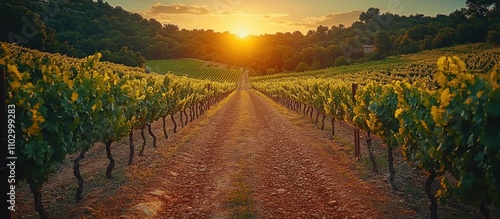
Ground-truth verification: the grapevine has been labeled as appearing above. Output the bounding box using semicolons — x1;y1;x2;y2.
1;42;235;218
251;54;500;218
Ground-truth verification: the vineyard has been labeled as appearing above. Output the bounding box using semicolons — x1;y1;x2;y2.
146;59;244;83
251;43;500;88
1;43;235;219
250;48;500;218
2;40;500;218
4;0;500;216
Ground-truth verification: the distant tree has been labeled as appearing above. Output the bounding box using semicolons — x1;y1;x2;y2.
101;46;145;67
334;56;350;67
283;55;298;72
295;62;310;72
396;41;420;54
316;25;329;40
374;30;393;57
487;30;500;47
147;41;173;59
433;27;459;48
359;7;381;24
466;0;499;18
324;45;342;67
266;68;276;74
457;21;489;43
403;25;429;42
94;38;117;52
293;31;304;37
57;31;85;43
365;51;385;61
306;30;316;37
449;9;469;25
419;35;434;51
148;18;162;31
300;47;316;66
311;58;322;70
0;3;56;51
56;41;84;57
163;24;179;34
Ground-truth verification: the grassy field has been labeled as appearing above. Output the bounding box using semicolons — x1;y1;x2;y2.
147;59;244;83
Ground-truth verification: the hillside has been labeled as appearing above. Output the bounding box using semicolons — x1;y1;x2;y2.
146;59;243;83
251;43;500;86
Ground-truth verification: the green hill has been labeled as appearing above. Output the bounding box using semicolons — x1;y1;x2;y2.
147;59;243;83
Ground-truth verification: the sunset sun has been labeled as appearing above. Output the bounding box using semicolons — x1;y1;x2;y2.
234;28;249;38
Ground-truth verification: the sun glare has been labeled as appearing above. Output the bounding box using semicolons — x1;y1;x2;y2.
235;28;249;38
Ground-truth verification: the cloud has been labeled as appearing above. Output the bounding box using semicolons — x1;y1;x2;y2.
261;13;289;19
148;3;210;15
213;11;288;19
276;11;362;29
216;10;249;16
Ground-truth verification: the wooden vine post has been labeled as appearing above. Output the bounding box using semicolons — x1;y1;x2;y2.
352;83;361;157
207;83;212;109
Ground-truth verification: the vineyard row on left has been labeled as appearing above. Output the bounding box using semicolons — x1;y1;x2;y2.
1;43;235;218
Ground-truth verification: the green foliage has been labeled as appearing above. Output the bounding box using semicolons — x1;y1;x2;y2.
295;62;310;72
374;31;393;57
146;59;243;83
251;55;500;215
101;47;145;67
433;27;460;48
425;56;500;207
266;68;277;75
487;30;500;48
396;41;421;55
334;57;350;67
0;2;56;51
466;0;500;18
2;42;235;193
359;7;381;24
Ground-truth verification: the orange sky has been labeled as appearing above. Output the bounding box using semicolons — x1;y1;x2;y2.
136;3;362;36
105;0;466;37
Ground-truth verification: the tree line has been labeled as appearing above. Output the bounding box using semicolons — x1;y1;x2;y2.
1;0;499;75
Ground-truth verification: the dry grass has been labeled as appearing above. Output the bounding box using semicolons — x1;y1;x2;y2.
226;175;257;219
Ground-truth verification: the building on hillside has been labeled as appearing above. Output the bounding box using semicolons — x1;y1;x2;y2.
363;45;375;54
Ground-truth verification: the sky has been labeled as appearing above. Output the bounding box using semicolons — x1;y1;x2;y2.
104;0;467;37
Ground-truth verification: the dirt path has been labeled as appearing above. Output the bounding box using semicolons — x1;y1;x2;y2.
62;71;407;219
